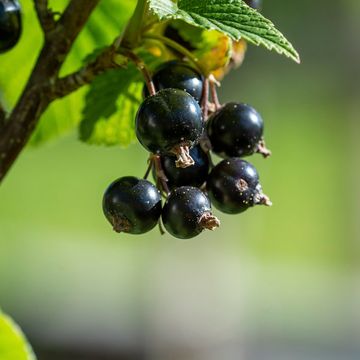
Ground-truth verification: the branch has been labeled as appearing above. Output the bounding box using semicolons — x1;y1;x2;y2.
0;0;101;183
34;0;57;35
50;33;151;100
59;0;100;40
52;45;122;99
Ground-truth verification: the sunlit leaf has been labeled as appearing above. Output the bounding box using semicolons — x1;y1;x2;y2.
80;51;165;146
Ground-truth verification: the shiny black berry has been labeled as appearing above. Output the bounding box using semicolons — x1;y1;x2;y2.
245;0;262;10
158;145;209;190
207;158;271;214
144;61;203;102
207;103;270;158
136;88;204;168
103;176;162;234
0;0;21;53
162;186;220;239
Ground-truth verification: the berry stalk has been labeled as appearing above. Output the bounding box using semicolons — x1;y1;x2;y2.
121;49;156;96
153;155;170;196
201;77;210;121
209;77;222;111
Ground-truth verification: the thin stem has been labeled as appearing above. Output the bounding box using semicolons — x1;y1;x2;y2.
143;157;153;180
199;135;214;168
158;220;166;235
143;34;206;75
210;78;221;111
153;155;170;196
52;45;121;99
121;49;156;95
201;78;209;121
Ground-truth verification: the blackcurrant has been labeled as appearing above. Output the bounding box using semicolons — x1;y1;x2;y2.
136;88;204;168
164;25;195;52
144;61;203;102
207;103;271;158
245;0;262;10
207;158;271;214
0;0;21;53
103;176;162;234
162;186;220;239
157;145;210;190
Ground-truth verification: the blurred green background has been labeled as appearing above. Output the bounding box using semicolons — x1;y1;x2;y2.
1;0;360;359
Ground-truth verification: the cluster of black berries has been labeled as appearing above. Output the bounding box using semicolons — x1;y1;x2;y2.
103;58;271;239
0;0;21;53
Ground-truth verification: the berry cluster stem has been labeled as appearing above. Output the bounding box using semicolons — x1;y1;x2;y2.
158;220;166;235
209;77;221;111
143;157;153;180
201;78;210;121
153;155;170;196
121;49;156;96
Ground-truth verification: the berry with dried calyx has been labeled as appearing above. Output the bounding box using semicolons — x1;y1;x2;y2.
103;176;162;234
207;102;271;158
207;158;271;214
158;145;210;190
162;186;220;239
136;88;204;168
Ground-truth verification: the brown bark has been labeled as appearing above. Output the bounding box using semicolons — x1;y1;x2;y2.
34;0;57;35
0;104;5;129
51;45;121;100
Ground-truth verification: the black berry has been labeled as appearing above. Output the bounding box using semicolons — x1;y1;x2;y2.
162;186;220;239
245;0;262;10
207;103;271;158
158;145;210;190
0;0;21;53
103;176;162;234
136;88;204;168
164;25;195;52
144;61;203;102
207;158;271;214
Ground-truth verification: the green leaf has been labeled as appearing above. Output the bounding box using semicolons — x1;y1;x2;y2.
80;51;164;146
148;0;300;63
0;0;137;146
80;68;142;146
0;311;36;360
